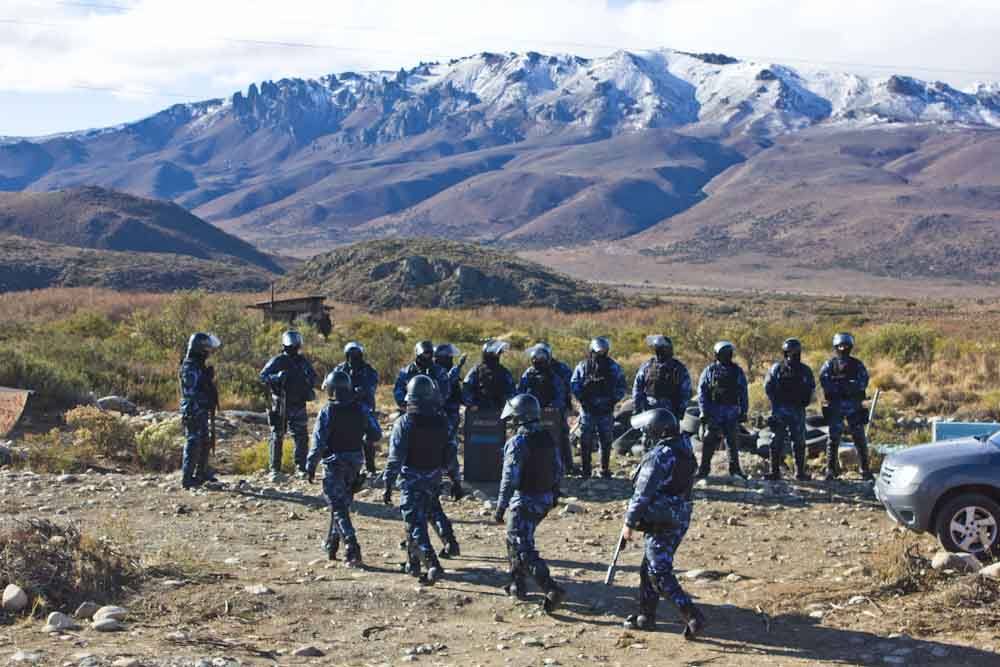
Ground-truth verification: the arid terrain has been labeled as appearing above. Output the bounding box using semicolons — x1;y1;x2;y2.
2;418;999;667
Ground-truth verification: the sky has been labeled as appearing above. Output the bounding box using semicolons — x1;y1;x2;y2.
2;0;1000;136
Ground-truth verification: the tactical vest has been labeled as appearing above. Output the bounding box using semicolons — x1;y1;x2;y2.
827;356;864;400
644;358;683;401
662;439;698;501
708;363;741;404
275;355;313;405
404;414;449;470
581;358;612;403
774;362;809;406
525;368;556;407
328;403;365;452
519;430;557;494
475;363;508;406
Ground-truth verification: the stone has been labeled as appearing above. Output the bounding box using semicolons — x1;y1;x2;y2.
43;611;78;633
244;584;274;595
94;605;128;621
96;396;138;415
112;659;142;667
559;502;586;515
979;562;1000;579
682;569;720;581
521;636;543;647
930;551;980;573
74;601;99;619
291;646;325;657
57;474;79;483
2;583;28;612
9;651;43;663
91;618;124;632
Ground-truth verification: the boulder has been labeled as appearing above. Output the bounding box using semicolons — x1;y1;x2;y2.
2;584;28;612
74;601;99;619
93;605;128;621
42;611;78;633
979;562;1000;579
930;551;980;573
96;396;138;415
91;618;124;632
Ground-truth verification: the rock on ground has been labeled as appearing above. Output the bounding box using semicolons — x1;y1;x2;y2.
980;562;1000;579
93;605;128;621
2;583;28;612
91;618;124;632
930;551;980;573
74;601;99;619
42;611;78;633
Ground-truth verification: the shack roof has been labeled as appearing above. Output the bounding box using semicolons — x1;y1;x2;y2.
247;295;330;312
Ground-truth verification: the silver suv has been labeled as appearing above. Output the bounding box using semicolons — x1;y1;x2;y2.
875;432;1000;557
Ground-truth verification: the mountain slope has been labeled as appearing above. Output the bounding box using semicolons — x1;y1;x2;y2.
280;239;611;312
0;234;274;292
3;49;1000;257
0;187;283;272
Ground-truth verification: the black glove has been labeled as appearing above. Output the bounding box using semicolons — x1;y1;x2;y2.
451;483;465;501
493;506;506;524
306;467;316;484
382;487;393;506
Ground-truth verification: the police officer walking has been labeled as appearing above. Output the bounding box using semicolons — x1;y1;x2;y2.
518;343;568;421
384;376;452;585
572;337;628;479
696;341;749;480
335;341;380;474
620;408;705;639
763;338;816;481
820;333;874;481
260;331;318;480
393;341;450;410
494;394;565;612
433;343;467;439
633;335;692;417
462;340;516;411
179;332;221;489
550;347;576;474
306;371;382;566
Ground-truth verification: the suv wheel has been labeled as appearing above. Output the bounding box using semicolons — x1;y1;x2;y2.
934;493;1000;558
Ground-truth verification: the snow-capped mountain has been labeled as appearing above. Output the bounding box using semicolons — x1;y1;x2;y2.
2;48;1000;259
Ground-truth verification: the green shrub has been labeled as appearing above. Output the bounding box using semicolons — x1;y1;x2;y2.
22;429;96;473
65;406;136;462
866;324;938;367
135;418;184;471
0;348;90;409
233;440;294;475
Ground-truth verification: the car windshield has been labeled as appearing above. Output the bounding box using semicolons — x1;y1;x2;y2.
987;431;1000;448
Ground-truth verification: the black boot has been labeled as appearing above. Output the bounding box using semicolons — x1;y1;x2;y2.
764;445;782;481
679;603;706;640
420;551;442;586
438;536;461;558
580;443;593;479
600;448;612;479
794;445;811;481
505;575;527;600
856;437;875;481
624;560;658;630
344;538;362;568
324;533;340;561
400;538;421;578
825;438;841;480
542;582;565;613
696;441;715;479
728;447;746;480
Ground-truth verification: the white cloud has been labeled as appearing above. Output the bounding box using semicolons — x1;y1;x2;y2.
1;0;999;103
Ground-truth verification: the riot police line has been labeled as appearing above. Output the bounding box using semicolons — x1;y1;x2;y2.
178;329;872;639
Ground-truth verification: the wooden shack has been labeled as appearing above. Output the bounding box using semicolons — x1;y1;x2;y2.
247;293;333;337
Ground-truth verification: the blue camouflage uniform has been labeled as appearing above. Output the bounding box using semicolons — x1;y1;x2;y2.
819;355;871;476
333;360;379;413
632;357;692;417
436;362;466;440
571;356;627;476
764;360;815;476
496;422;564;594
393;362;450;409
625;435;697;618
179;354;218;486
260;351;318;473
697;361;749;476
462;362;516;411
551;359;575;470
518;365;568;410
385;409;455;576
306;398;382;553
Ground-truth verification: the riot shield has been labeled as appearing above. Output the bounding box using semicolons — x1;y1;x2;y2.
463;408;506;482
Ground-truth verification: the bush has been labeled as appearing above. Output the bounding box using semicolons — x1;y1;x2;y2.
135;417;184;471
233;440;294;475
65;406;136;462
867;324;938;367
22;429;95;473
0;348;90;409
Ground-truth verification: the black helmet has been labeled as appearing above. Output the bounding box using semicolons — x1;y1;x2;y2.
590;337;611;356
782;338;802;359
186;332;221;358
344;341;364;361
629;408;679;440
434;343;459;360
647;334;673;358
833;332;854;352
322;370;353;401
414;340;434;367
405;374;440;407
500;393;541;426
282;330;303;352
714;340;734;362
526;343;551;361
482;340;510;357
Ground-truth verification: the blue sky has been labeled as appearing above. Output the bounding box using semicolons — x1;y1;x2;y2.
3;0;1000;137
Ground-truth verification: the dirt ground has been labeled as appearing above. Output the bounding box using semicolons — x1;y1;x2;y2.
2;428;1000;667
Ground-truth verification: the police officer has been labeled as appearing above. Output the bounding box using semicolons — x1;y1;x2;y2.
621;409;705;640
383;376;451;585
179;332;221;489
462;340;516;411
306;371;382;566
259;331;318;480
633;335;692;418
334;342;378;413
550;348;576;474
820;333;873;481
494;394;565;612
571;337;628;479
697;341;749;480
393;341;450;410
433;343;467;439
764;338;816;481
